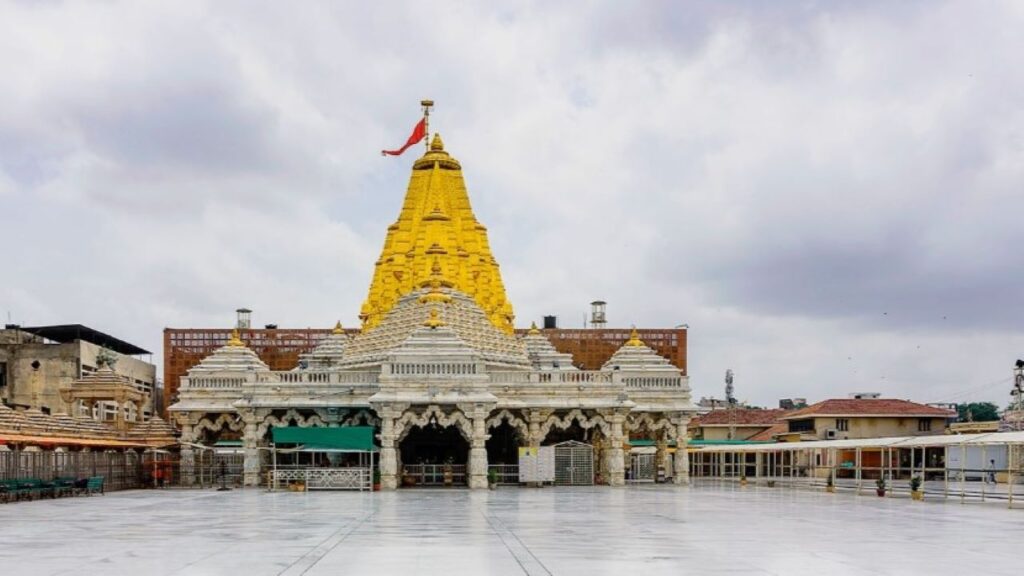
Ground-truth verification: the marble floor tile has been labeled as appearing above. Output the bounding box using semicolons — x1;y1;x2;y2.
0;481;1020;575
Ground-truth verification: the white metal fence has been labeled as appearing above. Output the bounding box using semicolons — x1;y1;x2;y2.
271;467;372;491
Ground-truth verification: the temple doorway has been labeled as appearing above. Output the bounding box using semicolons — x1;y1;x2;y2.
399;424;469;487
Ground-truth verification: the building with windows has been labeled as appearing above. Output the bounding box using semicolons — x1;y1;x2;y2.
169;132;698;489
1;324;157;421
776;398;955;441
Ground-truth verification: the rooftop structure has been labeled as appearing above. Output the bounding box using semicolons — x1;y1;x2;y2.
690;409;792;442
1;325;157;421
779;398;956;441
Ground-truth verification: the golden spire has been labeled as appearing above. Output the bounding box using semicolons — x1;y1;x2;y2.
227;329;245;347
332;321;344;335
625;327;644;347
423;307;445;329
528;321;540;335
361;127;515;333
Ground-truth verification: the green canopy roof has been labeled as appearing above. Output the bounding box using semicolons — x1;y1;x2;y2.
271;426;377;452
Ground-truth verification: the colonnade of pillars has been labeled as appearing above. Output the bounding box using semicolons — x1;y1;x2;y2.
689;445;1024;508
175;409;693;490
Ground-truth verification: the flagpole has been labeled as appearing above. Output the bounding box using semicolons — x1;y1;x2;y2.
421;99;434;150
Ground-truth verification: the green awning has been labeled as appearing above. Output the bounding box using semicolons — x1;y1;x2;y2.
630;439;676;447
271;426;377;452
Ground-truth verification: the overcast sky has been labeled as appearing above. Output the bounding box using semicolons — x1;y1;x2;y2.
2;1;1023;407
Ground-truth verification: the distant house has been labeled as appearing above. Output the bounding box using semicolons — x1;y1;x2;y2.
777;399;955;441
690;408;791;441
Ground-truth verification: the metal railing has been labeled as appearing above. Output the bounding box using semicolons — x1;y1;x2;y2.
0;450;143;492
488;464;519;485
271;467;371;491
401;464;467;487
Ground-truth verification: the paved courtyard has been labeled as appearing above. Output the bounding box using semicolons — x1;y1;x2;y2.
1;482;1021;575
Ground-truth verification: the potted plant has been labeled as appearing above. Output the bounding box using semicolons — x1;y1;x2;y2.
372;468;381;491
766;479;776;488
910;475;923;501
739;474;748;487
875;477;886;497
401;466;417;487
487;467;499;490
826;472;835;493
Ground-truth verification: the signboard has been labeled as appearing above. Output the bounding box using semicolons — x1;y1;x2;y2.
518;446;555;483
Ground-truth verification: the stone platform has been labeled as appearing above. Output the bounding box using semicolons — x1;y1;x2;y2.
0;483;1020;575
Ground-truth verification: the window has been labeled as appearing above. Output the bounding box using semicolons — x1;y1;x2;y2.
836;419;849;431
918;418;931;432
789;419;814;433
0;361;6;388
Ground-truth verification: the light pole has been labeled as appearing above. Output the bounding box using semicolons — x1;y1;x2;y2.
1013;360;1024;431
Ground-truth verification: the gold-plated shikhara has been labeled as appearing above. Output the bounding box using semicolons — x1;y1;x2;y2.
360;124;515;334
226;328;245;347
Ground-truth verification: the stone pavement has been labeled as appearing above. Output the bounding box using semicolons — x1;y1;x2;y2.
0;482;1020;575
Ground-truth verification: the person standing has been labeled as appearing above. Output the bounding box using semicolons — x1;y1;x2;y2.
985;459;997;485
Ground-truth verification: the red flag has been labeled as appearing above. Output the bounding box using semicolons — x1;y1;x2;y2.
382;118;427;156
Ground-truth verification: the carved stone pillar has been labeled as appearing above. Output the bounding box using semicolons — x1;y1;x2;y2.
673;416;691;485
379;412;399;490
468;415;489;489
656;434;669;482
178;418;197;487
240;409;262;487
606;412;627;487
527;409;546;448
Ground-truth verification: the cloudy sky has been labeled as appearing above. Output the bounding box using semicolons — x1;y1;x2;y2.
2;1;1023;407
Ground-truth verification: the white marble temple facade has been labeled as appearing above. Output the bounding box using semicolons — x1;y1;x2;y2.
170;287;698;489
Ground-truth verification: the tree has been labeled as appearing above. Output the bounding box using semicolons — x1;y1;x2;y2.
957;402;1000;422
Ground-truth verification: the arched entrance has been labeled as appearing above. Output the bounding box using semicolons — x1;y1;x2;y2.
399;424;469;487
486;421;521;465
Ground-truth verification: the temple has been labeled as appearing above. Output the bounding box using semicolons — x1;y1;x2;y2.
169;127;698;490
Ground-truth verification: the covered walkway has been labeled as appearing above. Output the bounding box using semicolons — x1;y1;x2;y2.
689;431;1024;507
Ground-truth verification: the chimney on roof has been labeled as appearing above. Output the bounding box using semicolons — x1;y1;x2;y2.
543;315;557;329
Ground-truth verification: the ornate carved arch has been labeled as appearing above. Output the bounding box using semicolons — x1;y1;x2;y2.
256;409;326;437
626;412;676;438
342;409;381;427
539;409;610;440
485;409;528;439
395;405;473;443
193;413;243;442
